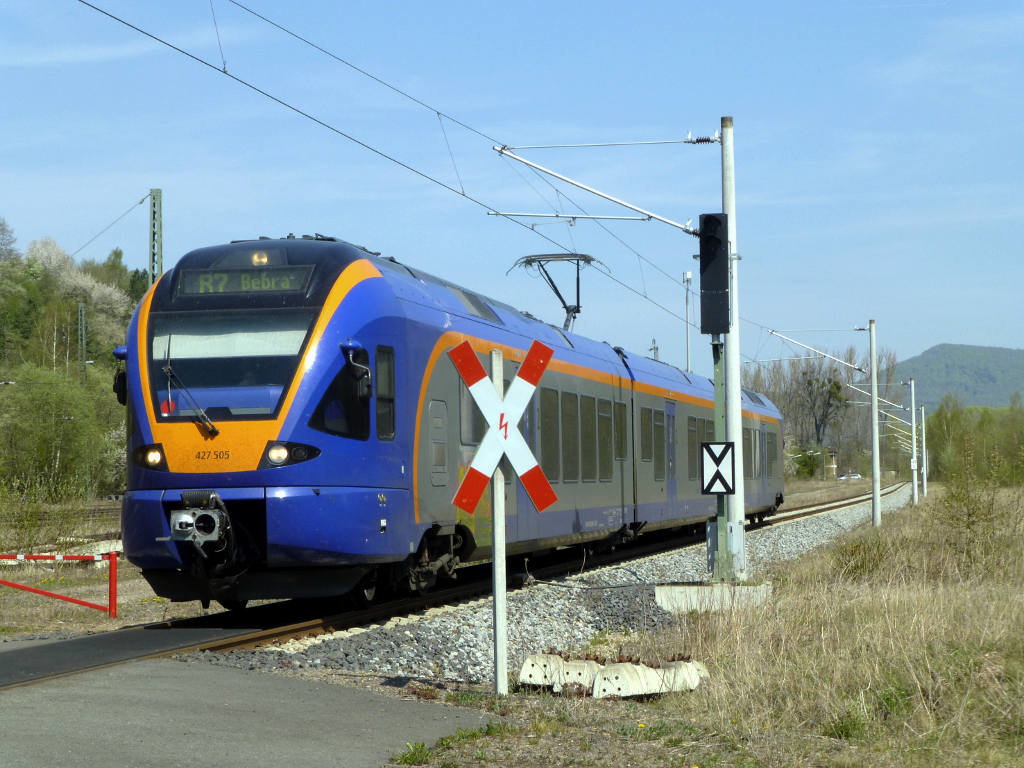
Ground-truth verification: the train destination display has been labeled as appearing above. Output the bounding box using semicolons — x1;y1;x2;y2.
179;265;313;295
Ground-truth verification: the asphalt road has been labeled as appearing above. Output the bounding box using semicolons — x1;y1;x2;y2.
0;658;494;767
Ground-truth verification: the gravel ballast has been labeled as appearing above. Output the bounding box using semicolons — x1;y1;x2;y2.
181;487;912;684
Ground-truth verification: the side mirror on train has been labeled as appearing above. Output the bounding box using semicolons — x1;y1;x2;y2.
340;340;372;400
356;375;372;401
113;370;127;406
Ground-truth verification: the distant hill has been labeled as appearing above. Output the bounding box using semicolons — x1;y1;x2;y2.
896;344;1024;414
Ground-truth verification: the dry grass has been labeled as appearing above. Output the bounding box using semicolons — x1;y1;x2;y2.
5;484;1022;767
387;484;1024;767
0;496;120;555
0;556;217;636
0;495;214;634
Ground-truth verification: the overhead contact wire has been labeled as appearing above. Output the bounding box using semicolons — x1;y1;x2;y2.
208;0;227;71
225;0;503;145
74;0;571;255
81;1;704;330
70;193;150;258
224;1;688;300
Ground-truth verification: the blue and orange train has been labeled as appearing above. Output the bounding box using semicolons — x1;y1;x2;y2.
115;235;784;608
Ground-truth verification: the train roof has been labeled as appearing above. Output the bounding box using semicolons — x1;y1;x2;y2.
171;236;779;418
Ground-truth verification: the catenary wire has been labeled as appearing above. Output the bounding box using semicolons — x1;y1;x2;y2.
520;164;685;291
222;1;688;294
208;0;227;71
78;1;735;337
74;0;572;256
70;193;150;259
505;139;707;150
437;113;465;196
226;0;503;145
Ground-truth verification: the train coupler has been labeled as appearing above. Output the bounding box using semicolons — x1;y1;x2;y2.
158;490;231;560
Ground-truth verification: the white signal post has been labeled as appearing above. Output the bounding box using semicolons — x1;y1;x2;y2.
908;378;919;505
490;349;508;696
721;116;745;575
448;340;557;696
870;320;882;527
684;270;693;373
921;405;928;497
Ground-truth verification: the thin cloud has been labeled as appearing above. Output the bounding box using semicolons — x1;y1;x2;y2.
0;18;267;68
874;9;1024;93
0;38;159;67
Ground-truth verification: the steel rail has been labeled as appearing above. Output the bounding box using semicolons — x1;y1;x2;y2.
194;483;908;654
1;483;907;688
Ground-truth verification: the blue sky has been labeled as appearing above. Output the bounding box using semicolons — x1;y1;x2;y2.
2;1;1022;377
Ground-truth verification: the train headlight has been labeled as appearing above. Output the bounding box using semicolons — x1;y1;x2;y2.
266;444;289;465
259;441;321;469
132;444;168;471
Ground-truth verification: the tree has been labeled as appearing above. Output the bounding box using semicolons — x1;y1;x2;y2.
80;247;129;291
744;343;903;476
0;363;116;498
0;235;132;500
799;360;849;445
0;217;18;261
127;268;149;304
80;248;149;305
26;238;132;361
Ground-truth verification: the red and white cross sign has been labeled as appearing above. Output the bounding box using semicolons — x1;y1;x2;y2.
448;340;558;514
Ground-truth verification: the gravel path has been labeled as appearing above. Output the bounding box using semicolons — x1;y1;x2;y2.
181;486;912;684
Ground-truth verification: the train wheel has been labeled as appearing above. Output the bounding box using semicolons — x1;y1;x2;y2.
217;598;249;611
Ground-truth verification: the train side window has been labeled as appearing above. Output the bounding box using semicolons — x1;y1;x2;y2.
743;427;753;479
580;395;597;482
540;387;560;482
653;409;665;480
460;378;486;445
704;417;715;445
767;431;778;477
375;346;395;441
640;407;653;462
613;401;627;460
763;431;769;478
561;391;580;482
755;429;762;478
688;416;698;480
309;349;371;440
760;431;765;478
597;398;613;481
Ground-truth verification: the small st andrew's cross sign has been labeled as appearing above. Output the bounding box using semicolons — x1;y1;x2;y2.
701;441;736;495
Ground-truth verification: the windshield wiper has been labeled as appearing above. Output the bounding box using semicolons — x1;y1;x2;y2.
162;337;220;437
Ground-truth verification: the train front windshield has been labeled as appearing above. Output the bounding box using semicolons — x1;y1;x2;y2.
148;308;316;420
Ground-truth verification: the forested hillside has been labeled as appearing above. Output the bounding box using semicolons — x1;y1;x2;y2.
897;343;1024;414
0;216;146;501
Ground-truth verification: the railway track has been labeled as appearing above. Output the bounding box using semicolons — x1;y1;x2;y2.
0;483;906;690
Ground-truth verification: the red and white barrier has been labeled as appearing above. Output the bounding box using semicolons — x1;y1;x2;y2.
0;552;118;618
